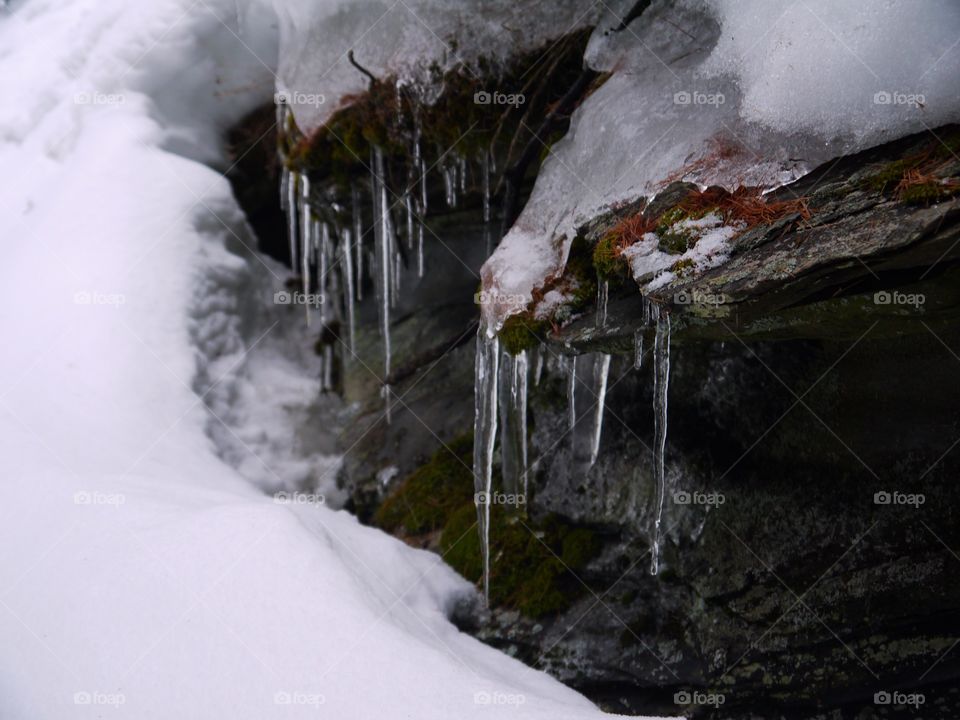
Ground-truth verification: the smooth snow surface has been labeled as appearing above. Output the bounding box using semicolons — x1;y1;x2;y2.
480;0;960;331
0;1;652;718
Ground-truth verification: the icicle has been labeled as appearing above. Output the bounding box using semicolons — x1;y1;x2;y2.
323;344;334;390
372;147;392;418
589;355;611;466
404;191;415;250
417;215;425;278
341;229;356;354
352;186;363;302
472;330;500;606
634;329;644;369
650;313;671;575
419;157;428;215
533;345;545;386
443;162;457;208
498;350;529;501
300;175;312;325
569;354;611;472
286;171;299;271
567;355;577;431
482;149;491;224
597;280;609;327
458;154;467;194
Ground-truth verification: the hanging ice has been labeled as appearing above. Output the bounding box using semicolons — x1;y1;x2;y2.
649;313;671;575
567;355;577;432
352;185;364;302
569;353;611;473
299;175;312;324
472;330;500;605
371;146;393;421
597;280;609;328
634;329;644;369
498;350;529;501
589;354;611;466
286;170;299;271
341;228;356;353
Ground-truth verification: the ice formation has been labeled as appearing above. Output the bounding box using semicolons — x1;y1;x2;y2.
479;0;960;332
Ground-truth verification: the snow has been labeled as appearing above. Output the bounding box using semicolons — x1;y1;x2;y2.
480;0;960;331
621;213;741;292
273;0;602;132
0;1;654;718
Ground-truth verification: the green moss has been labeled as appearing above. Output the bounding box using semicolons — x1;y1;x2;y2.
671;257;696;277
899;180;959;205
440;507;604;618
498;314;547;355
654;205;697;254
862;159;910;193
592;233;627;279
373;434;474;535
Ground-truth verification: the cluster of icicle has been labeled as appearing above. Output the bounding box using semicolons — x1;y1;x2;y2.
472;294;671;604
277;102;500;421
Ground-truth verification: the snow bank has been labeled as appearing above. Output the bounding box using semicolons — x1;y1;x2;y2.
0;1;649;718
481;0;960;330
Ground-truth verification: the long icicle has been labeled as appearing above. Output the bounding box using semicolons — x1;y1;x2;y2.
352;185;363;301
473;330;500;605
589;354;612;466
650;313;671;575
498;350;529;501
300;175;312;325
372;147;392;421
341;228;356;353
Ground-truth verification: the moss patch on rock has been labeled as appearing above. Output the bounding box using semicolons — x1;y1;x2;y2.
372;433;603;619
